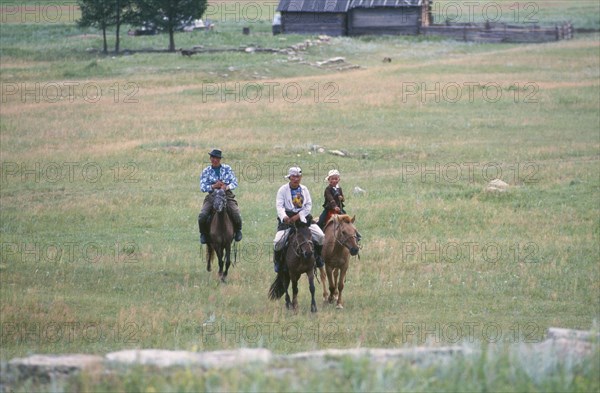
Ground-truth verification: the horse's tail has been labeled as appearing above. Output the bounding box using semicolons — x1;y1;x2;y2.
268;271;287;300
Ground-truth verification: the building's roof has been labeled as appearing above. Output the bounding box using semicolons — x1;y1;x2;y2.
277;0;351;13
350;0;423;8
277;0;423;12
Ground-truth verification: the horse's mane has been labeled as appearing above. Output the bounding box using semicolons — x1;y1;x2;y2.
324;214;354;229
213;189;227;212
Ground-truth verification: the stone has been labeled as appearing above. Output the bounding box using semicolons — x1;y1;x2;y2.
106;348;272;369
485;178;509;192
7;354;103;383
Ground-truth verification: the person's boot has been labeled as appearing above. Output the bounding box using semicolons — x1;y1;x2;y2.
234;224;243;242
314;244;324;268
273;249;283;273
198;214;210;244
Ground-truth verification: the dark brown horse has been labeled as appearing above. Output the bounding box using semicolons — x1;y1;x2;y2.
206;189;234;282
319;214;360;309
268;223;318;312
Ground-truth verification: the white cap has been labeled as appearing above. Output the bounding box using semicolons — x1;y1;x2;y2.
285;166;302;178
325;169;340;181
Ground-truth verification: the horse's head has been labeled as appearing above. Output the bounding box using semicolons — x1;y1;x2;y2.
212;189;227;213
331;215;360;256
291;224;314;260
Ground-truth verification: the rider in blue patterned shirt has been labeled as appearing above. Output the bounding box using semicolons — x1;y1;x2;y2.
198;149;243;244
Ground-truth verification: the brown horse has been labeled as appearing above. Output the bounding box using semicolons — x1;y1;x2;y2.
206;189;234;282
319;214;360;309
268;223;318;312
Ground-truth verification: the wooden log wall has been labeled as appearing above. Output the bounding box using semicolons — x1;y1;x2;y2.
421;22;573;43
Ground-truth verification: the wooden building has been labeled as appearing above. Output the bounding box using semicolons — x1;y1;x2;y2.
277;0;351;37
276;0;431;36
348;0;430;36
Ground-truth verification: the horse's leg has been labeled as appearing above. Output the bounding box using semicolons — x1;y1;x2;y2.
336;263;348;309
333;268;340;301
206;245;212;272
308;269;317;313
326;266;336;304
291;274;299;311
283;272;292;310
318;266;328;302
223;244;231;279
217;248;225;281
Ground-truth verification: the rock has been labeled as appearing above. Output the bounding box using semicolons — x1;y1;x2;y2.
106;348;272;369
245;47;255;53
353;186;366;195
547;327;599;341
328;149;346;157
485;178;509;192
286;347;469;366
316;57;346;67
7;354;103;383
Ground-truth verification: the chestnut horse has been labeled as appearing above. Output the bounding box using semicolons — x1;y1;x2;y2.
206;189;234;282
318;214;360;309
268;223;318;312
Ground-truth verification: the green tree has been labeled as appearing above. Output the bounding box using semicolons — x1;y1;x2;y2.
131;0;207;52
78;0;129;54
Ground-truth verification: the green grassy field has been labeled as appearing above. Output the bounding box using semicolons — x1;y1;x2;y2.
1;0;599;390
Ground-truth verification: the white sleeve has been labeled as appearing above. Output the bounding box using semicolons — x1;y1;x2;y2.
276;185;288;221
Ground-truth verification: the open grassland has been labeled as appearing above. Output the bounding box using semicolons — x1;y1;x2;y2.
1;0;599;390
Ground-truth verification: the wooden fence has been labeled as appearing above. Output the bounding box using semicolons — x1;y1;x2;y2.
421;22;573;43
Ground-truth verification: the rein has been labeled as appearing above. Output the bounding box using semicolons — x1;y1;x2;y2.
332;219;361;258
289;225;313;258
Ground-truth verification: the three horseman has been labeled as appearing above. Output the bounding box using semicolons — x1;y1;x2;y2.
198;149;356;271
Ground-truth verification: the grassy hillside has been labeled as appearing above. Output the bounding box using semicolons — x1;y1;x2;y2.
1;1;599;389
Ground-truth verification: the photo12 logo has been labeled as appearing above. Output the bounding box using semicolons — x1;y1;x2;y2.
228;161;340;184
1;82;140;104
1;321;143;345
1;161;140;184
201;82;339;104
401;321;543;344
400;82;539;104
400;241;542;264
1;241;139;264
201;321;339;344
431;1;540;24
203;1;278;24
400;162;540;185
1;1;79;24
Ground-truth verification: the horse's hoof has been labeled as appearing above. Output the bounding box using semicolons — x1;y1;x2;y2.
207;266;211;272
336;304;344;309
311;305;317;313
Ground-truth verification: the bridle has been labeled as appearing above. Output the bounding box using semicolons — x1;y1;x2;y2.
212;189;227;213
290;226;313;258
332;219;361;253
